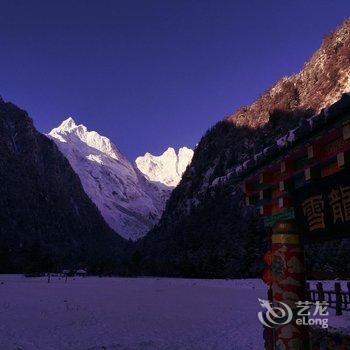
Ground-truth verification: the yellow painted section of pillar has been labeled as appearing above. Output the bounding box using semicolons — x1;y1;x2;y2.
272;234;300;244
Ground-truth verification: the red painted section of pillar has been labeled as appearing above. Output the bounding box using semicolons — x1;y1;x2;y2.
271;221;310;350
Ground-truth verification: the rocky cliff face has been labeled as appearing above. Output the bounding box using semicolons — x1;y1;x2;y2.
0;100;128;273
136;19;350;278
231;19;350;131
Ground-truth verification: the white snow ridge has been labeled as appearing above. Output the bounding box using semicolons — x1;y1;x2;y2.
136;147;194;187
48;118;193;240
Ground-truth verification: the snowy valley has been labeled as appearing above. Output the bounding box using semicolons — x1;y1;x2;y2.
0;275;266;350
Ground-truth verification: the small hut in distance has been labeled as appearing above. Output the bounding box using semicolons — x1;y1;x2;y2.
76;269;87;277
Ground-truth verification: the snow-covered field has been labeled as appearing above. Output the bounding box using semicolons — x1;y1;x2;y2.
0;275;266;350
2;276;348;350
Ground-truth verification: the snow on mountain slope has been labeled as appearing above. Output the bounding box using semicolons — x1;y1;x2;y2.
49;118;175;240
135;147;194;187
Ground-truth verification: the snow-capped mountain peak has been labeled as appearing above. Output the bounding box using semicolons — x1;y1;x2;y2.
57;117;77;131
50;117;123;161
48;118;193;240
135;147;193;187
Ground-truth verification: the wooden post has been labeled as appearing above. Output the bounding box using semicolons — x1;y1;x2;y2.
306;282;311;301
47;273;51;284
316;282;325;302
335;282;343;316
271;220;310;350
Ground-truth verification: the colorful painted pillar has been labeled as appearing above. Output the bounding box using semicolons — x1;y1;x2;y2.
271;220;310;350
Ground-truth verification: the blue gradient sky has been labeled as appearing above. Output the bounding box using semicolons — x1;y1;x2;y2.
1;1;350;159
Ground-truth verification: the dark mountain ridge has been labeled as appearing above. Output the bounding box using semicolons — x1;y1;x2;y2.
134;19;350;278
0;98;129;274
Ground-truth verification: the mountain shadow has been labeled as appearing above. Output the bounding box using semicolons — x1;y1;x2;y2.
129;19;350;279
132;100;350;278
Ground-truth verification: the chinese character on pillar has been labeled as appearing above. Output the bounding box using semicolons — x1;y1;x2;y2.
302;195;325;231
329;185;350;223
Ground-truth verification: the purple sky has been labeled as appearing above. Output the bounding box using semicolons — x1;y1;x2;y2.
1;1;350;159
